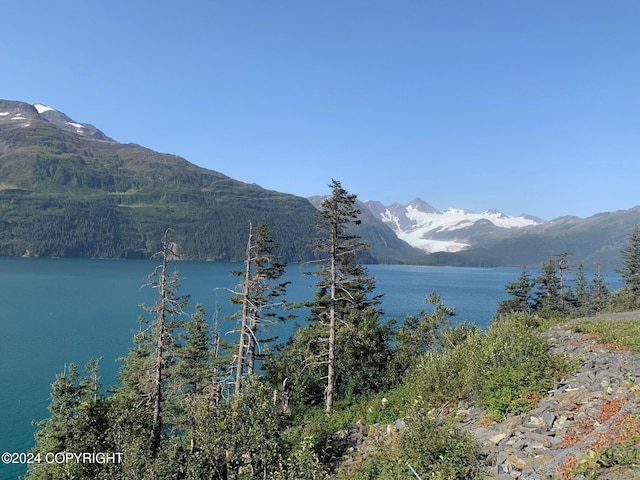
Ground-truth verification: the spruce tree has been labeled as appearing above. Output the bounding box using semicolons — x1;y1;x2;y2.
117;230;189;456
533;258;563;314
497;265;533;315
27;361;116;479
175;303;212;452
573;263;589;314
308;179;381;414
145;231;189;453
230;223;254;395
589;261;610;313
618;225;640;296
247;222;290;373
228;222;290;394
553;252;573;313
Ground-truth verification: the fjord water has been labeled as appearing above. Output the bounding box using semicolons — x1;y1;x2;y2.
0;258;619;478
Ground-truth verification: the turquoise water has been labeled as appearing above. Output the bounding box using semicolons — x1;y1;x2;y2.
0;258;621;479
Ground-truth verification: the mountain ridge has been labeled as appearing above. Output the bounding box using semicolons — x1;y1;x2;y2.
1;98;637;269
362;198;640;270
363;198;543;254
0;99;420;263
0;99;319;261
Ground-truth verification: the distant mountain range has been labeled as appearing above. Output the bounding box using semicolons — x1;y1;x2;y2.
361;199;640;270
363;198;543;253
1;99;637;269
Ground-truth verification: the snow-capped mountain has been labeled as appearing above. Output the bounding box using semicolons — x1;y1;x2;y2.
0;100;113;141
363;198;543;253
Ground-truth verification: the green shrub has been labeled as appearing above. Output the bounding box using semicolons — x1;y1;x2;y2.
606;287;640;312
408;332;483;407
340;413;484;480
274;436;330;480
404;312;568;419
479;361;555;420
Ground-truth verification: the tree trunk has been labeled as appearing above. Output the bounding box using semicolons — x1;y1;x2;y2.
152;256;168;453
326;231;337;415
234;224;253;394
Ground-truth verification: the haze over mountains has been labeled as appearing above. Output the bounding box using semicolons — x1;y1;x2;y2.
1;99;638;269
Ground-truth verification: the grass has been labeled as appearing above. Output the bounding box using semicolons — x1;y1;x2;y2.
571;319;640;352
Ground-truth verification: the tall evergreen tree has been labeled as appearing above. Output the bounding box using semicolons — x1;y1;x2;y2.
553;252;574;313
308;179;381;414
618;225;640;296
117;230;190;456
146;231;189;452
589;261;610;313
573;263;589;314
175;303;212;452
231;223;254;395
533;258;563;314
497;265;533;315
229;222;290;394
247;222;291;373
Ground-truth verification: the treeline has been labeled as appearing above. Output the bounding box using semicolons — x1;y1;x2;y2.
25;182;640;479
497;225;640;317
0;190;316;261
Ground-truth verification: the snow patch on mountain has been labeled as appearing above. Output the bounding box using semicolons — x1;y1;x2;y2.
31;102;115;141
65;121;85;133
34;104;55;114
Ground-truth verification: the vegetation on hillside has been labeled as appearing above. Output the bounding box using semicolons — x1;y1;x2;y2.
0;124;318;261
23;184;640;479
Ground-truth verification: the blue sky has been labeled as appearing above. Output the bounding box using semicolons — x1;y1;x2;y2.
2;1;639;220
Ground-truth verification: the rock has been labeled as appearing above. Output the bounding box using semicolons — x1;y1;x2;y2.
459;316;640;479
541;411;556;427
334;314;640;479
489;432;508;444
523;415;545;429
507;453;531;470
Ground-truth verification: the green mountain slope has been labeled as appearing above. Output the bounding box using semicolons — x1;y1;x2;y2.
0;100;318;261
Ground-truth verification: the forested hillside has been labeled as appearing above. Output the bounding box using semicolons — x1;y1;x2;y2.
0;100;319;260
0;100;424;263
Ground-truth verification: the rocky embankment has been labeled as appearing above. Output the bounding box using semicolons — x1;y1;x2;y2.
465;311;640;479
335;312;640;479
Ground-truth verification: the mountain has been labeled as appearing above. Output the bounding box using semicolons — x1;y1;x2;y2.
364;198;543;253
307;196;425;263
0;100;322;261
3;99;635;268
478;207;640;270
363;199;640;270
32;103;115;141
0;101;420;265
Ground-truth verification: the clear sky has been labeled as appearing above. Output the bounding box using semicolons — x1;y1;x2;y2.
2;1;639;220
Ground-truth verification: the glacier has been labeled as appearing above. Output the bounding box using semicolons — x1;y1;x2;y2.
364;198;542;254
